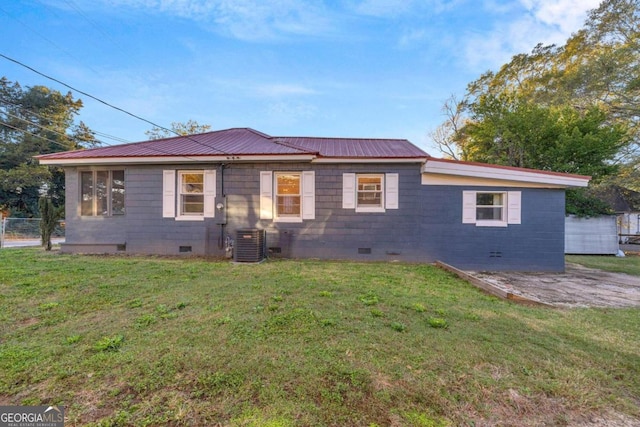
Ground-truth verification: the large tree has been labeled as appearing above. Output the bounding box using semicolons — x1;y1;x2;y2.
430;0;639;214
0;77;98;216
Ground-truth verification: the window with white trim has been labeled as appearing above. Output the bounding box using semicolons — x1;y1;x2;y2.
275;173;301;219
80;170;125;216
342;173;399;212
260;170;315;222
162;169;216;220
357;174;384;211
476;193;504;221
179;171;205;216
462;191;521;227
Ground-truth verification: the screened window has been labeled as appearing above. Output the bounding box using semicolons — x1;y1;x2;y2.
357;174;384;211
476;193;504;221
179;171;204;216
275;173;301;218
80;170;125;216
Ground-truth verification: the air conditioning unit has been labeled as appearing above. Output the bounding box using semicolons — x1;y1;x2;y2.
234;229;266;263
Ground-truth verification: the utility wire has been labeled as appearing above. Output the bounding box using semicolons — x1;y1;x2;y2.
0;53;232;156
1;99;130;144
2;97;210;162
1;121;78;151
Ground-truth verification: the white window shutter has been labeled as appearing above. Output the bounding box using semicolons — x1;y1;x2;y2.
342;173;356;209
385;173;399;209
260;171;273;220
302;171;315;220
203;169;217;218
162;170;176;218
507;191;521;224
462;191;476;224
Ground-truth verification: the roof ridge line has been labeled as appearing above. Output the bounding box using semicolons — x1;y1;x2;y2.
277;135;411;142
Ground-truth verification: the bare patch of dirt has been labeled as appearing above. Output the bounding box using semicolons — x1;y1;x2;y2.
473;263;640;308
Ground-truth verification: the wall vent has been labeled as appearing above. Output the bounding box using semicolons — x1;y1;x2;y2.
268;247;282;254
489;251;502;258
116;244;126;252
235;229;266;262
179;246;192;253
358;248;372;255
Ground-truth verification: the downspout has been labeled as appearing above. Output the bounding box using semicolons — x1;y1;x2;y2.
218;163;226;250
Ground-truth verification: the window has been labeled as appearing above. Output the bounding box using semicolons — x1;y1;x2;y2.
462;191;521;226
162;169;216;220
342;173;398;212
476;193;504;221
80;170;125;216
259;171;315;221
275;173;301;219
179;171;204;216
357;174;383;210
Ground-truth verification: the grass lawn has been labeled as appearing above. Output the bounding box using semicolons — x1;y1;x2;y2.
1;249;638;426
567;254;640;276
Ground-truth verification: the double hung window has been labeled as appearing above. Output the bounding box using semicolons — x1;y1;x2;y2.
179;171;205;216
275;173;301;219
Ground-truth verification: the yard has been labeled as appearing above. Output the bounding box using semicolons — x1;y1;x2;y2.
0;249;638;426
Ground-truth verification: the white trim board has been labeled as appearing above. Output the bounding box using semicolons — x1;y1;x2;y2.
422;160;590;188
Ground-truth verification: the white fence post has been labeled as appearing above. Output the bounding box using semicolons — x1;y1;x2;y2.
0;214;4;249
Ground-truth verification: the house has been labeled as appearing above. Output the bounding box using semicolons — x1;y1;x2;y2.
36;127;590;271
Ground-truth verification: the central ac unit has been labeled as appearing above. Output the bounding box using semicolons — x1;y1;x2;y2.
234;229;266;262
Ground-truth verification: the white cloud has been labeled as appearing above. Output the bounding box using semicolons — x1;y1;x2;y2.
464;0;600;71
98;0;335;41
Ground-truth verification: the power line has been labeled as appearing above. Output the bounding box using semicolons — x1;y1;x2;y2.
2;94;212;162
0;99;117;146
1;121;77;151
0;53;232;156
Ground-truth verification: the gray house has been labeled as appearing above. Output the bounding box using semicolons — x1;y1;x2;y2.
37;127;590;271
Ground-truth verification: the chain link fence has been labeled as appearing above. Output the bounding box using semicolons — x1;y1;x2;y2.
0;216;65;248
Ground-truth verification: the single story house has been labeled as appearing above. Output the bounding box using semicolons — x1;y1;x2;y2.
37;127;590;271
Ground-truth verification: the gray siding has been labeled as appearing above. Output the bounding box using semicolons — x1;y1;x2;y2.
61;163;567;271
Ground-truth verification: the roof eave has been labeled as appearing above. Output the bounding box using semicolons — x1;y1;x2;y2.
422;158;591;188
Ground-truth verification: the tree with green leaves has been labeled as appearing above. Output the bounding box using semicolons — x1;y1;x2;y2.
0;77;98;216
38;196;61;251
430;0;639;215
145;120;212;140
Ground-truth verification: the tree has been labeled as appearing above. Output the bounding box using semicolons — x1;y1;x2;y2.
457;95;627;180
145;120;212;140
38;196;61;251
428;95;467;160
0;77;98;216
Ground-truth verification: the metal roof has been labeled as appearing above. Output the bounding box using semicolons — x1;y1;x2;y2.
36;127;428;161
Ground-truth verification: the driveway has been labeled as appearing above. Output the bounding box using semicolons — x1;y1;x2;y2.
473;263;640;308
1;238;65;248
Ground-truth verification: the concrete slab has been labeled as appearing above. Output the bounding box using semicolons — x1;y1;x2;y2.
471;263;640;308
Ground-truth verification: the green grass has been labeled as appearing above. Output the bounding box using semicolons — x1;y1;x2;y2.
567;254;640;276
1;249;639;426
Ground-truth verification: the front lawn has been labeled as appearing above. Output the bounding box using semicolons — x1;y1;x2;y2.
1;249;638;426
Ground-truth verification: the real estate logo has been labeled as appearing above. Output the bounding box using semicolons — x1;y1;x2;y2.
0;406;64;427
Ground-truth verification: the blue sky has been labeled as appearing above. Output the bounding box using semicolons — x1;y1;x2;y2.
1;0;600;153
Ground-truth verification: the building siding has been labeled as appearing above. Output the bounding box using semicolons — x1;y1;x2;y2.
61;163;567;271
